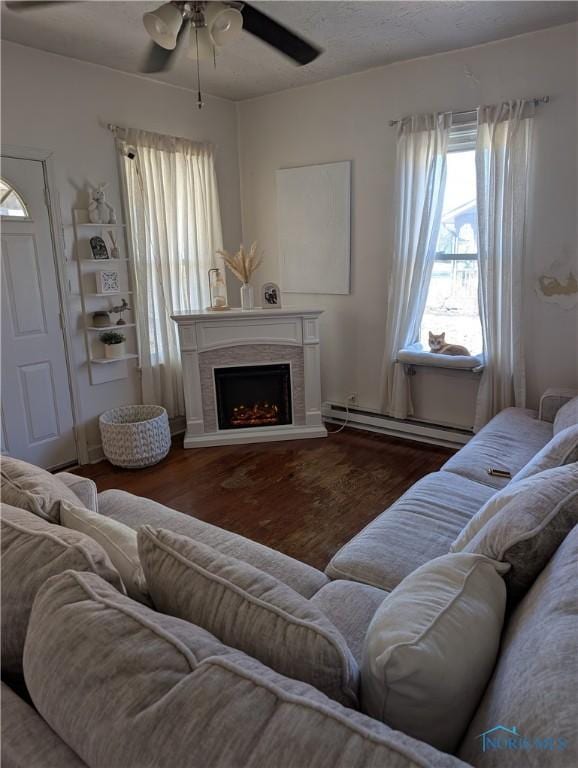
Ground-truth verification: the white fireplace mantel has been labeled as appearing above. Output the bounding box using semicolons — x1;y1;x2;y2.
171;308;327;447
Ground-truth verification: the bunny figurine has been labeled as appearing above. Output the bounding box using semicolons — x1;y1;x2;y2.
88;183;117;225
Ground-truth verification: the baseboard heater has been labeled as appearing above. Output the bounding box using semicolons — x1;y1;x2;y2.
322;403;473;449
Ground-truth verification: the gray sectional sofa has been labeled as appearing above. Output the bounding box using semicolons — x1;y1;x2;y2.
325;405;555;591
1;390;577;768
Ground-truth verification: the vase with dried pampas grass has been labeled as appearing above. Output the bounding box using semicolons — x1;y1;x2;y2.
218;242;262;310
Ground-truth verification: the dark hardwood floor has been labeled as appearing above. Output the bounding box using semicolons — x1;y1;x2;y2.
75;428;454;571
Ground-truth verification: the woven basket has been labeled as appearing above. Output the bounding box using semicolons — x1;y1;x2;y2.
99;405;171;468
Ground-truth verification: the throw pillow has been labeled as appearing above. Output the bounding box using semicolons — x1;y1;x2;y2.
554;395;578;434
511;425;578;482
1;504;123;675
361;553;507;753
60;501;149;604
138;525;359;707
0;456;82;523
452;464;578;553
463;471;578;603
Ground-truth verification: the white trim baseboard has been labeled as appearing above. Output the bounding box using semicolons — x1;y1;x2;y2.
323;404;472;449
87;443;105;464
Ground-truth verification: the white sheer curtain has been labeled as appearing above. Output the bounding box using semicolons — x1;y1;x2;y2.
117;128;224;418
474;100;534;430
381;112;451;418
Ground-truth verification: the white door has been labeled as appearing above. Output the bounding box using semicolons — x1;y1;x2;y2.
1;156;77;468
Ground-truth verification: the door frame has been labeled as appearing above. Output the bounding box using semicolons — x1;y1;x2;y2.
1;145;88;465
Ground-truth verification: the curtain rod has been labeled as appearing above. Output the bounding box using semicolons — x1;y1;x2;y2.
106;123;218;153
106;123;214;150
388;96;549;127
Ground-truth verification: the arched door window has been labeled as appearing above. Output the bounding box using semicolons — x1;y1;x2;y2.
0;178;29;218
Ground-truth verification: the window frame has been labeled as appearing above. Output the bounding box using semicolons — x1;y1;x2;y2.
434;120;478;263
419;118;483;354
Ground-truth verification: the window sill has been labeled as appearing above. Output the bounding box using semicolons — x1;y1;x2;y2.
397;343;484;372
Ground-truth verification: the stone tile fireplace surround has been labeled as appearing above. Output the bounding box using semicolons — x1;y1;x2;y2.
171;309;327;447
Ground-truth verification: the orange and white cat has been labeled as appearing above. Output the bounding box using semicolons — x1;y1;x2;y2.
428;331;470;356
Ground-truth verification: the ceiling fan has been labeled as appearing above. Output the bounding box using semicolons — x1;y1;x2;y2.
142;1;322;106
6;2;323;108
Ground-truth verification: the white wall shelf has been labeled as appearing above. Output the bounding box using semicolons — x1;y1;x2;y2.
87;324;136;332
81;257;130;262
91;354;139;365
77;223;126;229
73;209;140;385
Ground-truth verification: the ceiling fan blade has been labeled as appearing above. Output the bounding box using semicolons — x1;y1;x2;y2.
140;19;189;74
240;3;322;66
5;1;75;11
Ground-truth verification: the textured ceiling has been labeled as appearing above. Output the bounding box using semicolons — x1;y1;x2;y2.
2;1;577;100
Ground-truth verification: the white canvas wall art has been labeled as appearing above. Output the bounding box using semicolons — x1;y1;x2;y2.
277;161;351;294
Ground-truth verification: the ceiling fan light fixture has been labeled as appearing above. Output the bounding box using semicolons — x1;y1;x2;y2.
205;3;243;46
143;2;183;50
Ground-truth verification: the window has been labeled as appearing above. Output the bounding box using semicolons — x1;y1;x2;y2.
419;130;483;354
0;178;29;218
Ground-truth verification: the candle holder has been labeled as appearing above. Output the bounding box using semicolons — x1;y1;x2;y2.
207;268;229;311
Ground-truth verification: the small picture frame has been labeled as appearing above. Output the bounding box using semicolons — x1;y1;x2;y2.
96;269;120;294
89;235;109;260
261;282;282;308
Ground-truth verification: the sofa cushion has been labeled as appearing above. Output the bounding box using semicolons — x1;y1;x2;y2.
452;464;578;554
139;526;358;707
0;456;83;523
459;525;578;768
554;395;578;434
1;504;122;676
55;472;99;513
511;425;578;482
461;466;578;603
310;580;389;665
442;408;553;489
98;489;328;598
60;501;149;605
326;472;494;591
1;682;88;768
24;570;468;768
362;554;507;753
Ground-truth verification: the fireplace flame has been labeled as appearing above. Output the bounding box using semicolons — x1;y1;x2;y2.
231;402;280;427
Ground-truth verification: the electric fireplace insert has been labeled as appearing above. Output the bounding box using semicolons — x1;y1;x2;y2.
214;363;292;430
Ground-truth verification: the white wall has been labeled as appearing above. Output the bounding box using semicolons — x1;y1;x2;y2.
238;23;578;423
1;42;243;459
2;23;576;454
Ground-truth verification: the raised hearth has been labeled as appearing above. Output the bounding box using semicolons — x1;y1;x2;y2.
171;308;327;447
